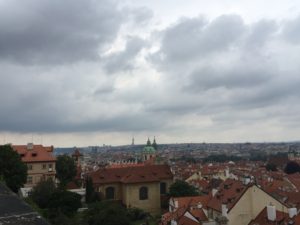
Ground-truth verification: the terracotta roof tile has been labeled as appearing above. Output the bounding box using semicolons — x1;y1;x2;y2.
248;207;300;225
13;144;55;163
88;164;173;184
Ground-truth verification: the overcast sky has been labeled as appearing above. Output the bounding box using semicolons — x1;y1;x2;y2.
1;0;300;147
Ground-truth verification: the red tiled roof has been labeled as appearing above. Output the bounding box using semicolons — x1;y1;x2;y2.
248;207;300;225
207;179;248;212
288;173;300;191
88;164;173;185
173;195;211;210
13;144;56;163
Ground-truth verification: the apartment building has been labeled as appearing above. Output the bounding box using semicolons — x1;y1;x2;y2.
12;143;56;187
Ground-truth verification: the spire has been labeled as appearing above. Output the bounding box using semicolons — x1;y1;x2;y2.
132;136;135;145
152;136;157;150
146;138;151;146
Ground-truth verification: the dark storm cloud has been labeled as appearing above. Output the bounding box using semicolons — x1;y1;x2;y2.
0;0;125;65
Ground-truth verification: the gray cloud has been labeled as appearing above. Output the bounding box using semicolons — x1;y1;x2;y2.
0;0;125;65
103;36;147;74
150;14;245;67
2;3;300;145
282;15;300;44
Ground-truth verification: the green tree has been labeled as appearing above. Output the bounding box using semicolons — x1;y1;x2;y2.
0;145;27;192
56;155;77;189
169;180;199;197
48;190;82;217
85;176;99;203
30;178;57;208
266;163;277;172
85;201;130;225
284;161;300;174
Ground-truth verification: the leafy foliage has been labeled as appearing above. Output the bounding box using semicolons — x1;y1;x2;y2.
85;176;99;203
84;201;130;225
56;155;77;189
48;190;82;216
203;154;242;163
284;161;300;174
266;163;278;171
0;145;27;192
169;180;199;197
30;178;57;208
127;207;149;221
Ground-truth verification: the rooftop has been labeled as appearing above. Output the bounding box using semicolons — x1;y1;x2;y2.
0;183;49;225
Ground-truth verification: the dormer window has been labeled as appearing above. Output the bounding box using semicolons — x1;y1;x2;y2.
31;152;37;157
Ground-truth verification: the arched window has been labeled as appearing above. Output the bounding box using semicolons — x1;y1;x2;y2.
139;186;148;200
105;186;115;199
160;182;167;194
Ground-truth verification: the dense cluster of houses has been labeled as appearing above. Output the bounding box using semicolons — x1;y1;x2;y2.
5;142;300;225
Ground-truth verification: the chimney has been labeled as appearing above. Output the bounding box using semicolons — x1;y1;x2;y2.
225;168;229;178
267;204;276;221
288;208;297;218
221;203;228;218
174;200;178;208
212;188;218;197
27;143;33;150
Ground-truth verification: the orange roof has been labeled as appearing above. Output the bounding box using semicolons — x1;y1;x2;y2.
173;195;211;209
248;207;300;225
88;164;173;185
13;144;56;163
207;179;248;212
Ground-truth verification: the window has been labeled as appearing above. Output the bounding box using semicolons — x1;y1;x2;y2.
160;182;167;195
28;164;33;170
42;164;46;169
27;176;33;184
139;186;148;200
105;187;115;199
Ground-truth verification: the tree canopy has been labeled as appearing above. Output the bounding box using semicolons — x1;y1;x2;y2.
284;161;300;174
85;176;99;203
0;145;27;192
56;155;77;189
30;178;57;208
169;180;199;197
48;190;82;216
84;201;130;225
266;163;278;172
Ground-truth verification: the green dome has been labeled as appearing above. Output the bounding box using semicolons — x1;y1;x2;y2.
143;146;156;154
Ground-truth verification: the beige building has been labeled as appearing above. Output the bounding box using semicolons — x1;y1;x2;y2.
207;179;291;225
161;178;298;225
88;164;173;215
13;143;56;187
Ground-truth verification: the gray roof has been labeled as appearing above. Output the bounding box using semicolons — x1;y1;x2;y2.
0;183;49;225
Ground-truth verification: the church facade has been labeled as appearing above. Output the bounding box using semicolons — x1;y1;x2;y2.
88;164;173;215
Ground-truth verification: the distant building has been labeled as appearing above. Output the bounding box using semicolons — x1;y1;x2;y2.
12;143;56;187
72;148;83;167
88;164;173;215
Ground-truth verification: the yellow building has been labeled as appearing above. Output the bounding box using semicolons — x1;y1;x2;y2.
88;164;173;215
13;143;56;187
207;179;290;225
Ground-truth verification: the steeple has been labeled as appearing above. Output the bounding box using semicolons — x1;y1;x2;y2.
152;136;157;150
146;138;151;146
132;137;135;146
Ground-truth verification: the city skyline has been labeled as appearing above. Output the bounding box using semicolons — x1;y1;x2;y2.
1;0;300;146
